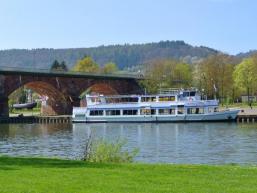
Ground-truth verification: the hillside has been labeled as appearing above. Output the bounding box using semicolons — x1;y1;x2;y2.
0;41;220;71
236;50;257;59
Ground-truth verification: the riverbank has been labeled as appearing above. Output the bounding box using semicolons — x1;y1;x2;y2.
0;157;256;193
9;108;41;117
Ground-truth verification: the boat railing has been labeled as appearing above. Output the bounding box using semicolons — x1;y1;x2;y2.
159;88;200;95
159;88;180;95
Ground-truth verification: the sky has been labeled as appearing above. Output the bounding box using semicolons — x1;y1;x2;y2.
0;0;256;54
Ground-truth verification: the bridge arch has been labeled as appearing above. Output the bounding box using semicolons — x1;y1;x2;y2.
79;83;118;106
81;83;118;95
8;81;70;116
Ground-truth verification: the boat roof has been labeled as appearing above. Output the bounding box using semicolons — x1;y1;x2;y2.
86;94;177;98
86;100;218;109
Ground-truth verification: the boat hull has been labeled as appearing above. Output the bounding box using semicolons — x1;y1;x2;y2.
12;102;37;110
72;109;240;123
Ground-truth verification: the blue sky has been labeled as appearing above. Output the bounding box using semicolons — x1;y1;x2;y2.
0;0;256;54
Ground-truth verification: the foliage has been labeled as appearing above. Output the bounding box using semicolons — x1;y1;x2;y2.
10;108;41;116
196;54;238;103
141;59;193;94
0;156;257;193
233;55;257;104
50;60;68;72
8;87;27;107
173;63;192;87
101;62;118;74
72;56;99;73
82;137;139;163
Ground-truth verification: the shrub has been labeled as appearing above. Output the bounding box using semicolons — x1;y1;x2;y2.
82;136;139;163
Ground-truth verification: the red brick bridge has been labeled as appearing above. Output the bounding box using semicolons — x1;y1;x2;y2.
0;69;143;117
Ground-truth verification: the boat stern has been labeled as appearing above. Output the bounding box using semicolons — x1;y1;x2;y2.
72;107;87;122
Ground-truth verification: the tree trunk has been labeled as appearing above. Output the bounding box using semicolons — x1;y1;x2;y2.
247;87;250;105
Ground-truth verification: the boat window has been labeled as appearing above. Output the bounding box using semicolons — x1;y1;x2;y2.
158;108;175;115
187;108;204;114
140;109;151;115
177;105;184;114
190;92;196;96
183;92;190;97
151;109;156;115
89;110;103;116
123;109;138;115
141;97;156;102
214;107;218;112
106;97;138;103
208;107;214;113
199;108;204;114
91;97;101;103
159;96;176;102
75;114;85;118
120;97;138;103
106;110;121;116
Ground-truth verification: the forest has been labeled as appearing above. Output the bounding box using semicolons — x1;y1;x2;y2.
0;40;219;70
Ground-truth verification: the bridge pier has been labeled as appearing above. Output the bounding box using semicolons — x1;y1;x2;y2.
0;75;8;117
0;96;9;117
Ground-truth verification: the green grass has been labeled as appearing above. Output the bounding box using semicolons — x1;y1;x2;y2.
9;108;41;116
219;103;257;108
0;157;257;193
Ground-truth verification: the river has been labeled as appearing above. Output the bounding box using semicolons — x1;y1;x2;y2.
0;122;257;164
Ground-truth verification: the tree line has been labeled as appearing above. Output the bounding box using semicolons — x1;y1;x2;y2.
141;53;257;105
50;57;119;74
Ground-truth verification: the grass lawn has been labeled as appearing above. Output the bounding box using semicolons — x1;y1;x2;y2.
9;108;41;117
0;157;257;193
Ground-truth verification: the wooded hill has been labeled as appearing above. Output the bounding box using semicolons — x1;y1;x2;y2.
0;41;220;71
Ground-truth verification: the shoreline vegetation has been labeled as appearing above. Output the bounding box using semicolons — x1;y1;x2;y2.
0;156;256;193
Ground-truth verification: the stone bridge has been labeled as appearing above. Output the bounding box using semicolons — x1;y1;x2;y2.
0;69;143;117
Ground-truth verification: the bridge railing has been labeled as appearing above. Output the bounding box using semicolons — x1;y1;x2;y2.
0;66;144;79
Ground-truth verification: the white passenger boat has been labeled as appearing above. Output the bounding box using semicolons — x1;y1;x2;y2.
72;89;240;123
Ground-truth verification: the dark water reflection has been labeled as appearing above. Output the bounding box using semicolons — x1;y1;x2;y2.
0;123;257;164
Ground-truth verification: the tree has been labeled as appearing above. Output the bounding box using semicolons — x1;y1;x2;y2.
60;61;68;71
140;59;192;94
50;60;60;71
173;63;192;87
197;54;238;103
233;57;257;105
9;87;27;109
102;62;118;74
72;56;99;73
50;60;68;72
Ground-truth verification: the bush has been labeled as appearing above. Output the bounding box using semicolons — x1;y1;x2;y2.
82;136;139;163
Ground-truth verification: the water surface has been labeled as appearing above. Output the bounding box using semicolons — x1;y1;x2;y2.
0;122;257;164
